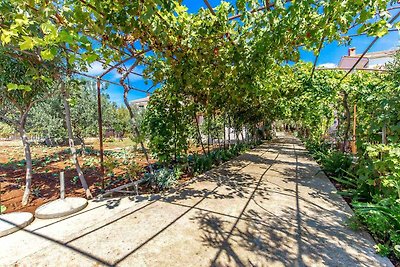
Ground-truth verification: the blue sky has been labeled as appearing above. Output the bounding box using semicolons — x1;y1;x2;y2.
85;1;399;106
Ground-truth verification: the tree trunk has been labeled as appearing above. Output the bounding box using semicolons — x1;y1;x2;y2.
207;114;210;154
194;111;206;155
77;135;86;155
123;88;154;174
214;112;221;150
228;116;231;148
336;111;341;149
20;112;33;206
174;98;177;161
342;91;351;152
382;122;387;145
223;114;226;149
118;60;154;174
252;125;256;142
61;82;92;198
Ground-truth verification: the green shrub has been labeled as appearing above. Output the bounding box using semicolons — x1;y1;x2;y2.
145;167;181;190
320;151;353;178
304;139;332;162
0;205;6;213
0;122;14;138
354;199;400;257
308;140;400;260
193;154;213;173
357;144;400;200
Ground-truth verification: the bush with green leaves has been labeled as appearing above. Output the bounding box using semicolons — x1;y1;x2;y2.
354;199;400;258
306;139;400;259
190;154;213;174
357;144;400;200
304;139;332;162
0;122;14;138
320;151;353;178
0;205;6;213
142;89;192;164
186;140;260;175
145;167;182;190
348;144;400;257
305;138;353;179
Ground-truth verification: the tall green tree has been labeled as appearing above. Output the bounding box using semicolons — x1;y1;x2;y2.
0;48;55;205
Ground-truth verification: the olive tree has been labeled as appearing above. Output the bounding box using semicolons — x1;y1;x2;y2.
0;48;55;205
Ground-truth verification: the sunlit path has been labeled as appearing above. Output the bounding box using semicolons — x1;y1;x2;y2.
0;133;392;266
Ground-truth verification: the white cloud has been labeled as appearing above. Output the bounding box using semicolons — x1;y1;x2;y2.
85;61;145;82
112;72;143;81
112;65;144;81
318;63;337;68
86;61;107;76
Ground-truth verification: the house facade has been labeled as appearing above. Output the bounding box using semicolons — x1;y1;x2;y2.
130;96;150;109
338;47;397;70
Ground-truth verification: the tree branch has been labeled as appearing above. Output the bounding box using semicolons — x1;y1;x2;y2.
0;113;19;128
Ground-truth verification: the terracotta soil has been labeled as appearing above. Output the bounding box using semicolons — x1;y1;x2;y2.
0;139;153;214
0;139;218;215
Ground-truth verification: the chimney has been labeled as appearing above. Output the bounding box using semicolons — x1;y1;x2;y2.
348;47;356;56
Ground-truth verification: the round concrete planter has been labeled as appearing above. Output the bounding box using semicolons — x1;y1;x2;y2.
35;197;88;219
0;212;34;237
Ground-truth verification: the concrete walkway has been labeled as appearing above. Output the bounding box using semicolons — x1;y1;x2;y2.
0;133;393;266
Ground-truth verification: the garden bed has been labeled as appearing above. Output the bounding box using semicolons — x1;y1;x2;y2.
0;138;146;214
0;138;230;215
303;138;400;266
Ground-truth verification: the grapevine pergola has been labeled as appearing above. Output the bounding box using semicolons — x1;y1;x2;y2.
78;1;399;182
1;0;399;190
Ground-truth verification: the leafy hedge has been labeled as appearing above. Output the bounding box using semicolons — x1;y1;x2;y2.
305;139;400;259
145;141;261;190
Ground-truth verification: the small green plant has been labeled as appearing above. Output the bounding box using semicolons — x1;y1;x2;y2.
320;151;353;178
192;154;213;173
83;157;99;168
32;187;41;197
125;161;142;180
0;205;6;213
71;176;79;185
353;199;400;256
104;137;116;143
145;167;178;190
374;244;391;256
16;159;26;167
104;156;119;177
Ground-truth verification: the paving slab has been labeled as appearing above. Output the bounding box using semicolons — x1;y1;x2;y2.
0;133;393;267
0;212;34;237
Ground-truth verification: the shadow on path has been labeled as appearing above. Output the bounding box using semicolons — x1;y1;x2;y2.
2;135;392;267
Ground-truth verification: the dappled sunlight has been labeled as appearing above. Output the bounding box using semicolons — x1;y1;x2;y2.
0;135;392;266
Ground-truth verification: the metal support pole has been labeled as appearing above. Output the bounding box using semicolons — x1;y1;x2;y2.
223;114;226;149
352;104;357;155
60;171;65;199
382;122;387;145
228;116;231;147
0;177;2;214
97;79;105;189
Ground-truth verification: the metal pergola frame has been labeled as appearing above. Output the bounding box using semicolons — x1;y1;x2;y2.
66;0;399;188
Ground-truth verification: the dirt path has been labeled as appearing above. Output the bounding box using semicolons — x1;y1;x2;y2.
0;133;393;266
